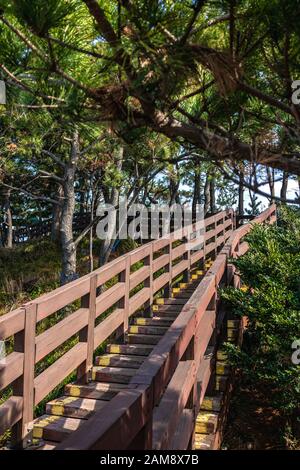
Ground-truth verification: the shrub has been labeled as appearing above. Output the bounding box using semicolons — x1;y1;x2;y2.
221;207;300;440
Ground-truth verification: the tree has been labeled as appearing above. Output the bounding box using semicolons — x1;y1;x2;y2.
222;207;300;444
0;0;300;177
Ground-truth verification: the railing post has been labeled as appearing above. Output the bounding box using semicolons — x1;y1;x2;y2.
12;303;37;448
77;274;97;382
144;244;153;316
164;238;173;298
183;233;191;283
119;256;130;334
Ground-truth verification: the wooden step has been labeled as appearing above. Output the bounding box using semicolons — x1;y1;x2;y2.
106;343;154;356
194;433;215;450
92;366;136;383
46;395;106;419
195;411;219;434
216;374;228;392
134;317;174;327
216;350;227;361
32;415;84;442
201;395;223;412
30;439;57;450
152;305;181;316
216;361;230;375
127;333;161;345
160;298;186;305
94;353;144;368
65;381;126;400
128;325;168;336
173;292;192;299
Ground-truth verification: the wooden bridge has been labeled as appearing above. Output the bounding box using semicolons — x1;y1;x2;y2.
0;205;276;451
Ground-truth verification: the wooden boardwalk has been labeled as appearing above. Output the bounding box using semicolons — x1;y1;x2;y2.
0;205;276;450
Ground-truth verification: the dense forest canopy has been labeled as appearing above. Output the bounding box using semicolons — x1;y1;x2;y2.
0;0;300;283
0;0;300;172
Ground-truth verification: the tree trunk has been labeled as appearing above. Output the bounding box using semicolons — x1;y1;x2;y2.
210;178;216;214
238;170;244;216
169;165;180;206
98;145;123;267
3;189;13;248
204;174;210;215
60;130;80;284
280;171;288;201
266;167;275;203
51;185;63;242
192;168;201;221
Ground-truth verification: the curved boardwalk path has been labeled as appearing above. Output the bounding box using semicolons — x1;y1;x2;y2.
0;205;276;451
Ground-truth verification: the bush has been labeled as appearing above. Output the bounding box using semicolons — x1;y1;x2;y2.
221;207;300;440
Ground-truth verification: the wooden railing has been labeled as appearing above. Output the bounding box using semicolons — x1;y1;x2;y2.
54;204;275;451
0;205;276;449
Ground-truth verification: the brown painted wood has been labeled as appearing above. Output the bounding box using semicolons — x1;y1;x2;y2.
0;351;23;392
94;354;145;369
0;206;276;448
169;409;194;450
35;308;89;363
77;275;97;381
0;396;23;437
152;360;196;450
64;381;127;400
46;395;107;419
0;308;25;340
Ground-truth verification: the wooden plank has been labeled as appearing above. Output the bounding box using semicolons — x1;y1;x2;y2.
134;317;174;327
169;409;194;450
95;283;125;317
56;385;152;450
153;272;169;294
153;360;196;450
171;244;186;261
172;259;189;278
195;411;218;434
106;343;154;356
93;308;124;349
32;415;85;442
130;244;151;265
0;396;23;436
36;257;126;321
128;325;168;336
22;304;37;430
65;381;127;400
0;308;25;341
46;395;107;419
92;366;136;384
128;288;150;316
34;342;87;405
77;275;97;381
94;354;145;369
127;334;162;345
0;352;23;391
129;266;149;291
152;254;169;273
35;308;89;363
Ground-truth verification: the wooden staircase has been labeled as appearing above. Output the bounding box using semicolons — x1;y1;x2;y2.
30;271;207;449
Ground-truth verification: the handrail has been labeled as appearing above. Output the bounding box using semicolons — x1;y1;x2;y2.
0;209;236;445
56;205;276;450
54;204;276;450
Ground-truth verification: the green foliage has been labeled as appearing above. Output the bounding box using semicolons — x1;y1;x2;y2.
221;208;300;424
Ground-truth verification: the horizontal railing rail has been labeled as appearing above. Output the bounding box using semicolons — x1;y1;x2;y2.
0;209;237;446
53;204;276;450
